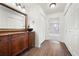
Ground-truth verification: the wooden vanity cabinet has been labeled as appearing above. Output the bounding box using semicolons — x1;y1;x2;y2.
0;32;28;56
0;31;35;56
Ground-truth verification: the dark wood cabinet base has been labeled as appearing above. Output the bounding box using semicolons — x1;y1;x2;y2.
0;31;35;56
0;32;28;56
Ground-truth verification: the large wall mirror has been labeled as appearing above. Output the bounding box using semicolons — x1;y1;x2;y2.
0;4;25;30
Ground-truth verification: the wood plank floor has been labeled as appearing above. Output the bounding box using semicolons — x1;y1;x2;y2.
21;40;72;56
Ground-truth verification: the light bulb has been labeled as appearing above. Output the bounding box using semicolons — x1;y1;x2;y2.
16;3;21;9
18;5;21;9
50;3;56;8
22;8;26;11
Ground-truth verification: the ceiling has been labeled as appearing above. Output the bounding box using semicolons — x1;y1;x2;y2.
5;3;67;15
37;3;67;15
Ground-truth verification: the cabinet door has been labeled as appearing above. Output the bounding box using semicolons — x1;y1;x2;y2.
18;33;28;51
0;36;9;56
23;33;28;49
11;33;28;55
11;34;22;55
28;32;35;48
19;34;27;51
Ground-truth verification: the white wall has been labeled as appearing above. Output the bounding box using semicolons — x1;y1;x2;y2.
59;16;65;42
27;4;46;47
63;3;79;55
0;5;25;29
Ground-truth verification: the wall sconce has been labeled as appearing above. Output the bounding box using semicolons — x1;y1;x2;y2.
16;3;26;11
22;6;26;11
16;3;21;8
